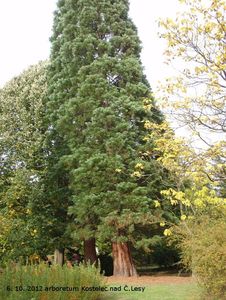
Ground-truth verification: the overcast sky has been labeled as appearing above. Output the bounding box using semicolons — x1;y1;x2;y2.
0;0;179;89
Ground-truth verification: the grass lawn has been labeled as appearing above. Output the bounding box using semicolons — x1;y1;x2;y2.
103;283;201;300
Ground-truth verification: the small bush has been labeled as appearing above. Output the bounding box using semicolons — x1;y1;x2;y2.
0;262;105;300
173;215;226;299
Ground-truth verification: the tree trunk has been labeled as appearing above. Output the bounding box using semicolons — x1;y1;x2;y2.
112;242;137;277
84;237;98;266
54;248;64;266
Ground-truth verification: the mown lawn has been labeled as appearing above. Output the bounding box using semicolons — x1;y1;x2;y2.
103;283;201;300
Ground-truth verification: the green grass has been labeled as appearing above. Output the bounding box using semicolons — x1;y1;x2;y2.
103;283;201;300
0;262;105;300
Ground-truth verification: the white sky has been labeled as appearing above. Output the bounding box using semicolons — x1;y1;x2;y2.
0;0;179;89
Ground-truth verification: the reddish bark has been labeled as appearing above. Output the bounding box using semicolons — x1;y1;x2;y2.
112;242;137;277
84;237;98;266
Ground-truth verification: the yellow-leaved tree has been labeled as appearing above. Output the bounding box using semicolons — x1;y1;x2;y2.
157;0;225;207
159;0;225;140
143;120;225;224
143;118;226;298
155;2;226;294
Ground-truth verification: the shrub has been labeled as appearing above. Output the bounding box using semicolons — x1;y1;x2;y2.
0;262;105;300
151;238;179;268
173;215;226;299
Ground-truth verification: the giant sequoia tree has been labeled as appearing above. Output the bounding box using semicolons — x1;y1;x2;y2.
48;0;167;276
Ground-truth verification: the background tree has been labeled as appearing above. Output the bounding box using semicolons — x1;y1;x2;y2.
0;62;49;261
47;0;172;276
0;62;72;263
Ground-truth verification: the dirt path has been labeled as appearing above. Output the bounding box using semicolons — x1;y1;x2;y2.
106;274;194;285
